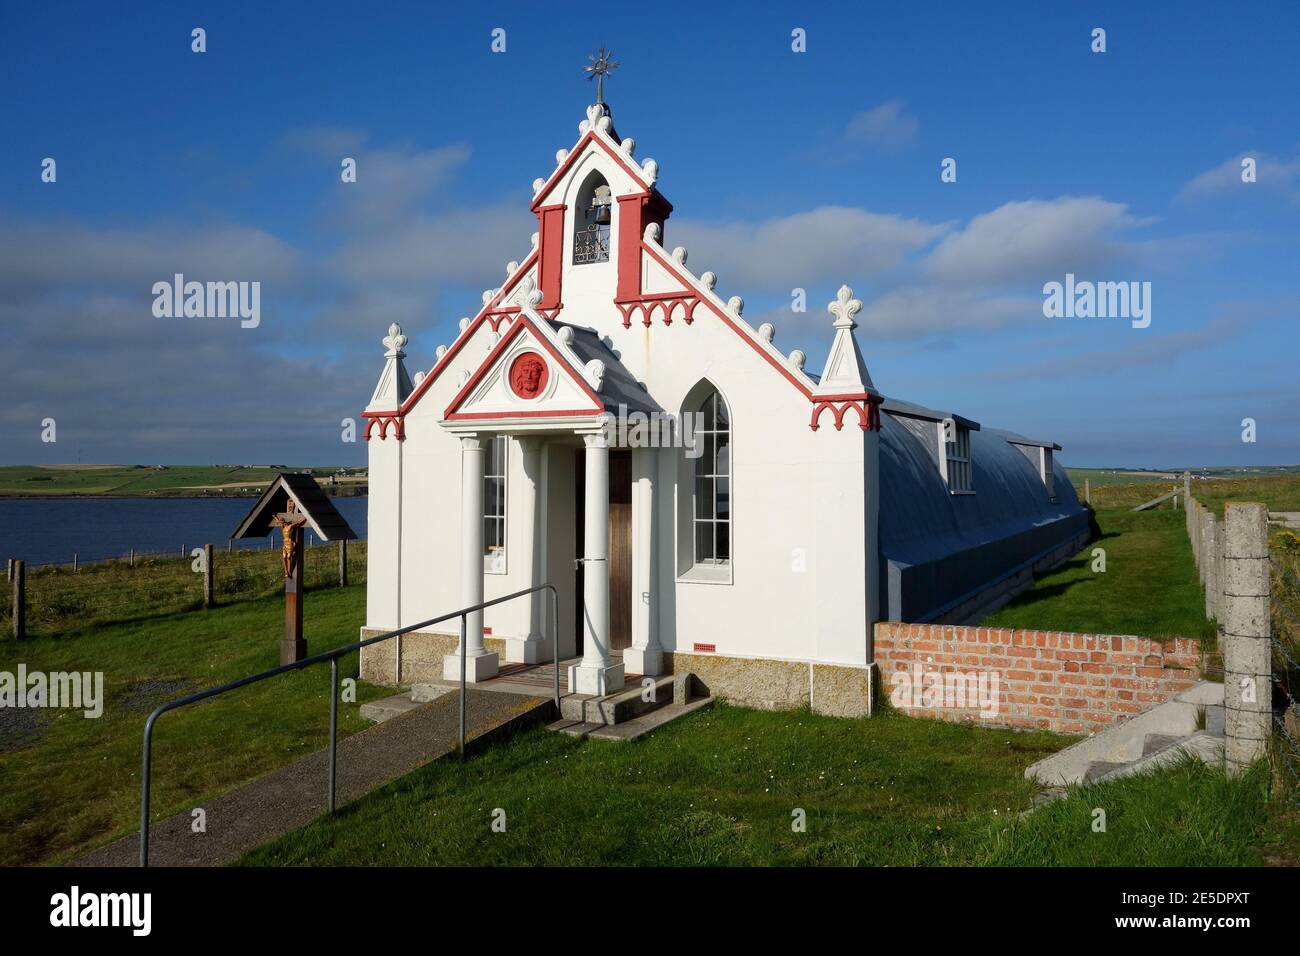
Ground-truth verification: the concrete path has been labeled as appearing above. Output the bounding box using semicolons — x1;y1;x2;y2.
73;688;547;867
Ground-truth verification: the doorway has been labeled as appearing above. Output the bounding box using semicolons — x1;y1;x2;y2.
574;449;632;654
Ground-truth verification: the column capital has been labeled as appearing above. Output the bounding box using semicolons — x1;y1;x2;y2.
460;435;483;452
583;432;610;450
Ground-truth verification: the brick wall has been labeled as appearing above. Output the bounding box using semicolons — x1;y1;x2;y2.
873;622;1200;734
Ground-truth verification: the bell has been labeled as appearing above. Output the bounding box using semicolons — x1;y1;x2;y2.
594;203;611;226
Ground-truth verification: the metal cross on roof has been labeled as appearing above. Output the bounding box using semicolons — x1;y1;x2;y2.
584;47;619;105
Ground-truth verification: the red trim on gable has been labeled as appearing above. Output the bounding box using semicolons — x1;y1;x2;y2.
362;411;405;441
397;250;541;416
529;131;652;213
536;204;566;310
443;313;605;422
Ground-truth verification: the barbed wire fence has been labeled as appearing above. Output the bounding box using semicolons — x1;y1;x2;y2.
2;539;367;639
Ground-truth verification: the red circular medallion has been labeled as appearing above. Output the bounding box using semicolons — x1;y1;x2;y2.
508;352;548;399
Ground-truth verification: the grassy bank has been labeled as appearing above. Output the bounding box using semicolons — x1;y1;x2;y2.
983;507;1216;643
0;584;387;865
240;703;1281;867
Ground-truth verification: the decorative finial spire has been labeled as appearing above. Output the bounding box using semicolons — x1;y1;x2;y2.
584;47;619;105
383;322;407;358
828;285;863;329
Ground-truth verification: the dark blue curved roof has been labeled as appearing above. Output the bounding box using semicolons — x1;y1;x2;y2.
877;409;1088;621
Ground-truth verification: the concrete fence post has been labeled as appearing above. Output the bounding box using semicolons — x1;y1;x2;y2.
1221;502;1272;775
6;558;12;583
1198;508;1210;582
1084;478;1090;504
203;543;214;609
339;539;348;587
11;560;24;641
1204;514;1218;620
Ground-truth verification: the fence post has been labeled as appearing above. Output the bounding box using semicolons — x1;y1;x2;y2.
339;539;348;587
73;552;78;573
130;548;135;568
1084;478;1090;504
203;543;214;609
1204;514;1218;621
12;560;24;641
1222;502;1271;775
6;558;11;583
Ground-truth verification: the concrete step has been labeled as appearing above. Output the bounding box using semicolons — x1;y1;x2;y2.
360;692;431;724
1026;681;1224;788
1142;732;1186;758
559;674;675;726
1084;760;1129;783
1088;731;1224;786
410;683;457;704
552;695;714;742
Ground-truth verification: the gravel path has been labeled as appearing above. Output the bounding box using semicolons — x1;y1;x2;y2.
73;688;547;867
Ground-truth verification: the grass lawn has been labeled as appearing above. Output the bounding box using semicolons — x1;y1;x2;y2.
983;507;1216;643
0;584;388;865
240;703;1282;867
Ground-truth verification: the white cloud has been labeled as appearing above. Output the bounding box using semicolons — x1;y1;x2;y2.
844;99;919;150
1178;152;1300;203
920;197;1139;287
858;287;1040;339
670;206;947;292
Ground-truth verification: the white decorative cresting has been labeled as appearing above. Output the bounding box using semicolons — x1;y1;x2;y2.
481;290;495;304
458;317;470;333
671;246;688;265
620;137;636;157
641;158;658;184
435;344;448;360
532;177;546;194
555;148;568;165
829;284;863;329
700;271;717;290
558;326;574;345
597;115;612;132
506;260;518;276
758;322;775;343
789;349;806;370
727;296;744;316
643;222;661;242
585;359;606;389
382;323;407;358
530;232;539;249
527;286;543;307
586;103;603;128
413;370;426;386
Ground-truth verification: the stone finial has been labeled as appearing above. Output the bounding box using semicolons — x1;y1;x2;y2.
558;326;574;345
555;148;569;165
532;177;546;194
531;232;540;249
701;271;717;290
383;323;407;358
482;289;495;304
506;260;519;276
436;344;448;360
758;322;775;343
527;286;543;307
829;284;863;329
585;359;606;389
641;158;658;184
459;317;470;332
727;296;744;316
789;349;806;370
413;370;426;386
672;246;688;265
644;222;661;242
620;137;636;158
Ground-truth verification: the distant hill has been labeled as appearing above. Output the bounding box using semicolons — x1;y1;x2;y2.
0;465;368;498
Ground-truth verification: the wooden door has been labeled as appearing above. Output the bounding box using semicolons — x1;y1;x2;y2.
607;451;632;651
574;449;633;653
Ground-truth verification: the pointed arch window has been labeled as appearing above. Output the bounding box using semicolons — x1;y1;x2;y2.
692;390;730;565
573;172;612;264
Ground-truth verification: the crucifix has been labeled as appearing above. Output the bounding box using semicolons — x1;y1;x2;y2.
583;47;619;105
271;499;309;664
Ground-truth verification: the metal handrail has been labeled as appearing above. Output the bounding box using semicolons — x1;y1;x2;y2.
139;582;560;866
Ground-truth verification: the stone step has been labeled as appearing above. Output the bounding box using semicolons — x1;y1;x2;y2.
552;695;714;742
1142;732;1186;758
411;683;457;704
559;674;675;726
360;692;427;724
1084;760;1129;783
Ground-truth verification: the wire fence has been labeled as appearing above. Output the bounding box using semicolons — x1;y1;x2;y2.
1269;533;1300;802
2;540;367;638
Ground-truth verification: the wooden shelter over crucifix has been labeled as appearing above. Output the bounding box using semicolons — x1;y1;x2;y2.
231;473;357;664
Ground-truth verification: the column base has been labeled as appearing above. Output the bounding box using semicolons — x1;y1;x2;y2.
504;635;552;664
568;661;625;696
443;650;500;682
622;647;663;677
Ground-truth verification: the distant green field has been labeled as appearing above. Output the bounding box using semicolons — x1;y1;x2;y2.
0;465;364;497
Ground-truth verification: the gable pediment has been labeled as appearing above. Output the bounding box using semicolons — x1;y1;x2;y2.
443;314;604;423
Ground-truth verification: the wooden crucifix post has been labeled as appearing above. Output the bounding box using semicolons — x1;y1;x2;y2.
271;500;309;664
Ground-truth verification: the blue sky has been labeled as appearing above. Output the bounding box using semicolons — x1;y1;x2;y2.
2;1;1296;468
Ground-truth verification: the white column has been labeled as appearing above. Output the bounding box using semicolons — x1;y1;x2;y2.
444;435;499;682
506;437;549;664
568;433;625;695
624;446;663;676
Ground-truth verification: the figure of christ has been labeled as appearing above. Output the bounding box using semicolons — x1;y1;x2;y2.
270;500;310;578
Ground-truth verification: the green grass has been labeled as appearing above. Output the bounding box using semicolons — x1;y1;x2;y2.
0;464;365;498
0;584;388;865
239;703;1276;867
983;507;1216;642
